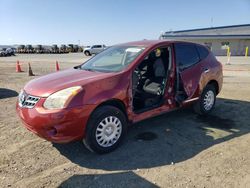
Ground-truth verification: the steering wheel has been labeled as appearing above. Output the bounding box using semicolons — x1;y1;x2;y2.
134;68;142;80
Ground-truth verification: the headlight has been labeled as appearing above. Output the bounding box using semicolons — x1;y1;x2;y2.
43;86;82;109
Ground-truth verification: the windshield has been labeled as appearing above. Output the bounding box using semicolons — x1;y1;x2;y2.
81;46;145;72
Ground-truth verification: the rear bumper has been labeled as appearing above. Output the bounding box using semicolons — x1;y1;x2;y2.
16;100;96;143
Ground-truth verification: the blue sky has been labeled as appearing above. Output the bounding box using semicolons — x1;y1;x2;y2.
0;0;249;45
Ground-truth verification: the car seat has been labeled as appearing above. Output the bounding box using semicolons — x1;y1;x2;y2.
143;56;166;95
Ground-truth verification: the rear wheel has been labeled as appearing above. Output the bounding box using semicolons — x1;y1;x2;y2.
193;84;216;115
83;106;127;154
84;51;90;56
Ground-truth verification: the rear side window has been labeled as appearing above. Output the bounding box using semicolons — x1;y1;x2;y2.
196;45;209;60
92;45;101;48
174;43;200;69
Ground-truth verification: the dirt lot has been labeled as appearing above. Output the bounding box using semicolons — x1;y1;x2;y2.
0;54;250;188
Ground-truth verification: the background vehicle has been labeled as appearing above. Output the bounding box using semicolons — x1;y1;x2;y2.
0;48;6;56
51;44;59;53
17;45;25;53
73;45;79;52
59;45;68;53
14;44;81;54
16;40;223;154
66;44;81;53
84;44;106;56
5;48;15;56
34;45;44;53
0;48;15;56
24;45;34;53
78;46;83;52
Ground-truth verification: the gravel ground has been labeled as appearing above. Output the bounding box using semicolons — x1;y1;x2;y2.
0;54;250;188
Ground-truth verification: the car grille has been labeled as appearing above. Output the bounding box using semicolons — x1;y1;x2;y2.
18;91;40;108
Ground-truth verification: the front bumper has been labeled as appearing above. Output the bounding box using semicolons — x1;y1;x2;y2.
16;98;96;143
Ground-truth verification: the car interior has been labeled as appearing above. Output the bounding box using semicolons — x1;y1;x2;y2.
132;47;172;113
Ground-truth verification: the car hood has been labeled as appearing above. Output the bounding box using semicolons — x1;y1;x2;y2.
24;68;113;97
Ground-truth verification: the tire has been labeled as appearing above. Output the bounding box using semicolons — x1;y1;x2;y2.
193;84;216;115
83;106;127;154
84;51;91;56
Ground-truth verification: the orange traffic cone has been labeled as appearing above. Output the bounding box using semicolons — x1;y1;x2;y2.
56;61;60;71
28;63;35;76
16;60;23;72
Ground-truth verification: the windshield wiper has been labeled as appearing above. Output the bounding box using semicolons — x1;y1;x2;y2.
82;68;114;73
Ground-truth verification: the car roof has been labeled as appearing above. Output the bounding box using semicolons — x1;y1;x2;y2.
116;40;201;48
113;40;209;52
116;40;171;47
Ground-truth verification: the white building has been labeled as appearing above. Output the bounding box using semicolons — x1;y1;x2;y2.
160;24;250;56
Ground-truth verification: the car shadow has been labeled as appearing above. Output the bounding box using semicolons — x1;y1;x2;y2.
0;88;18;99
58;171;158;188
53;98;250;171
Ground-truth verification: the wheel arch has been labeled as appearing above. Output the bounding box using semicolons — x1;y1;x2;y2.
84;50;90;55
91;99;128;122
207;80;219;95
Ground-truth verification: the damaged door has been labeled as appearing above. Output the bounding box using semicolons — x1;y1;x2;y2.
174;42;204;102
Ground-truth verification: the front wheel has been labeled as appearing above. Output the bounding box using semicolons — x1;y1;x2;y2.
83;106;127;154
193;84;216;115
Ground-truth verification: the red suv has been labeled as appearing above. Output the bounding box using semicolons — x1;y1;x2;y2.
16;40;223;153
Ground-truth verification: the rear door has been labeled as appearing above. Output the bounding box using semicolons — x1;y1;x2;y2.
174;43;205;99
92;45;102;54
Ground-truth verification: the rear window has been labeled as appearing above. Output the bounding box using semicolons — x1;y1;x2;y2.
196;45;209;60
174;43;200;69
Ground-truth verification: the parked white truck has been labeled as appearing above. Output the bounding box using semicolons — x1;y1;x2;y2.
84;45;106;56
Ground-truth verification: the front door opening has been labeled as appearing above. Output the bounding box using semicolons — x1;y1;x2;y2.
132;47;171;113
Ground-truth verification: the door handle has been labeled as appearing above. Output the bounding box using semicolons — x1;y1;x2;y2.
204;68;210;73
